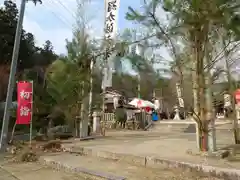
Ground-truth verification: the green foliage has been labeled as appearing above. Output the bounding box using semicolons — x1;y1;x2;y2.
162;0;174;11
0;0;18;64
30;0;42;5
43;16;99;123
126;0;240;40
125;0;240;107
46;60;84;105
0;0;57;101
126;7;146;21
44;59;85;125
125;0;240;80
0;1;56;69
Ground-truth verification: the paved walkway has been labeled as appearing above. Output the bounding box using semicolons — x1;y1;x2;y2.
62;127;240;169
158;119;234;125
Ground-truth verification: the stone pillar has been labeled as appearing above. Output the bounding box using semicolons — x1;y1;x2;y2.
93;112;101;133
80;119;88;138
236;105;240;119
195;121;200;150
208;118;216;152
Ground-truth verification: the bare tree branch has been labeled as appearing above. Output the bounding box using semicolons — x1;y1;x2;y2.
205;41;240;69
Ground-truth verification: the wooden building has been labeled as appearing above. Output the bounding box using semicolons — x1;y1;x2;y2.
101;89;125;113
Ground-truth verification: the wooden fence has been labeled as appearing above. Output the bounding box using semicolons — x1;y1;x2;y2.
101;112;152;130
102;113;115;121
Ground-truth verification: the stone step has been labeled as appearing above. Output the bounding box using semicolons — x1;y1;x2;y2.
152;123;192;128
150;121;233;132
40;153;221;180
60;141;240;179
150;122;196;133
40;154;125;180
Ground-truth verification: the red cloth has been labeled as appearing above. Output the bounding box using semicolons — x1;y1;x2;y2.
16;81;33;124
145;107;151;112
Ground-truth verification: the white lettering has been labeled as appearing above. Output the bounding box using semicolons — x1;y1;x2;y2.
20;90;31;100
20;106;30;116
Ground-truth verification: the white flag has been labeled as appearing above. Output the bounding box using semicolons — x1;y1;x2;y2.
104;0;120;40
101;67;108;90
102;0;120;90
101;53;115;90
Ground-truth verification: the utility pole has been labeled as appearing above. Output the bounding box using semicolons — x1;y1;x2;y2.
0;0;27;151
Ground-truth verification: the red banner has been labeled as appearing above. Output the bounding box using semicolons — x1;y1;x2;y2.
16;81;33;124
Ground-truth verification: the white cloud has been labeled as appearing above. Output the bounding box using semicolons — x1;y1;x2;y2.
23;3;73;54
23;16;72;54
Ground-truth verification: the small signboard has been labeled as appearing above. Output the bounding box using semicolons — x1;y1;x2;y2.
224;94;231;107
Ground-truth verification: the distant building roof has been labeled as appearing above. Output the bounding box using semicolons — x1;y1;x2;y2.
101;89;123;97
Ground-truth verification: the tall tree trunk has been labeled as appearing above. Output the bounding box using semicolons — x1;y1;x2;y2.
174;61;184;118
205;42;216;152
75;103;80;137
192;24;209;151
88;59;94;127
79;81;88;138
192;59;201;150
205;71;216;151
197;23;210;152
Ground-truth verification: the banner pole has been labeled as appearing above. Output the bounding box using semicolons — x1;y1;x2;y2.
0;0;27;152
29;81;33;147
